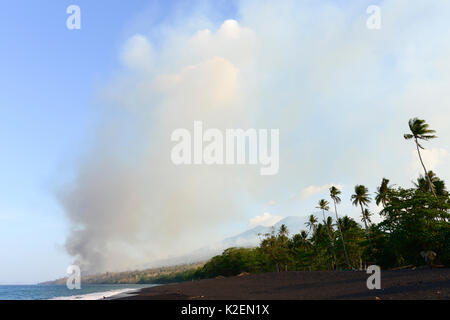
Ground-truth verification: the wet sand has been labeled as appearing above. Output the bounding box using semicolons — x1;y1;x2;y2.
115;269;450;300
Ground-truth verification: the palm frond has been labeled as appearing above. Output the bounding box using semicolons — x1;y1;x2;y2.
421;134;437;140
404;134;413;140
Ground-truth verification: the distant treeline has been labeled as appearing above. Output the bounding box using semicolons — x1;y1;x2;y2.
40;262;205;285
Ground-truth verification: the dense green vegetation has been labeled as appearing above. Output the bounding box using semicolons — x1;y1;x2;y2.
189;186;448;279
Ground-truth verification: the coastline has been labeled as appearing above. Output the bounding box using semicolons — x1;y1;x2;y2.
114;269;450;300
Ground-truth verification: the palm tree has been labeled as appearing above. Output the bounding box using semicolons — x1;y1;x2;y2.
329;186;351;269
299;230;309;242
338;216;360;233
326;217;338;237
316;199;338;269
279;224;289;237
305;214;321;268
362;208;373;227
404;118;437;196
351;185;374;259
305;214;318;235
414;171;448;196
292;231;311;250
375;178;391;207
325;216;335;236
317;199;330;221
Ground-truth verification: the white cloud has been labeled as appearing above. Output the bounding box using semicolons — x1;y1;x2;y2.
217;19;253;39
299;184;343;200
249;212;283;228
121;34;153;71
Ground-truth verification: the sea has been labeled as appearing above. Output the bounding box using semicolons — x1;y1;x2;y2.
0;284;156;300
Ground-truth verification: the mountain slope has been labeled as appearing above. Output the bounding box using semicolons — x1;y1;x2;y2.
222;215;310;247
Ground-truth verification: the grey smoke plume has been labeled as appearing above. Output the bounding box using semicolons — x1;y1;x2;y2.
59;20;263;273
58;1;450;273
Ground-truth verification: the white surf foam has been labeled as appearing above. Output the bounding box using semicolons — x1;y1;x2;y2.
49;288;139;300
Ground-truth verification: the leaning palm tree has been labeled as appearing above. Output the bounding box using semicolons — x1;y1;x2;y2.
316;199;338;269
404;118;437;196
351;185;374;259
329;186;351;269
375;178;391;207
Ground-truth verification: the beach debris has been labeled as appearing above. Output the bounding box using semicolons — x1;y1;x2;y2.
237;272;250;277
189;295;206;299
420;250;437;266
391;265;414;270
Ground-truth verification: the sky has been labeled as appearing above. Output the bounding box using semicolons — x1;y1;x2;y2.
1;0;450;284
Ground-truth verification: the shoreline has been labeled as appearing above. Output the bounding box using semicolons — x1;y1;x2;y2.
50;287;146;300
48;285;158;300
114;269;450;300
106;285;161;300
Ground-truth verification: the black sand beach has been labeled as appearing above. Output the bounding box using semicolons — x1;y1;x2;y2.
116;269;450;300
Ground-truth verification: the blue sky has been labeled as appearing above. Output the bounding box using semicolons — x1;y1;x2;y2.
0;1;131;284
1;0;450;284
0;0;238;284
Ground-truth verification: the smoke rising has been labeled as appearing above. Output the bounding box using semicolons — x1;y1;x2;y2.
59;0;450;273
59;17;261;273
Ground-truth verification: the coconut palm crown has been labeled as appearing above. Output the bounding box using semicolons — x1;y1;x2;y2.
351;185;371;207
404;118;437;195
375;178;391;207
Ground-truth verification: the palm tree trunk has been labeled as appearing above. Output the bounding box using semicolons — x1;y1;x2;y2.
415;138;436;196
360;204;374;261
322;209;338;270
334;200;351;269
